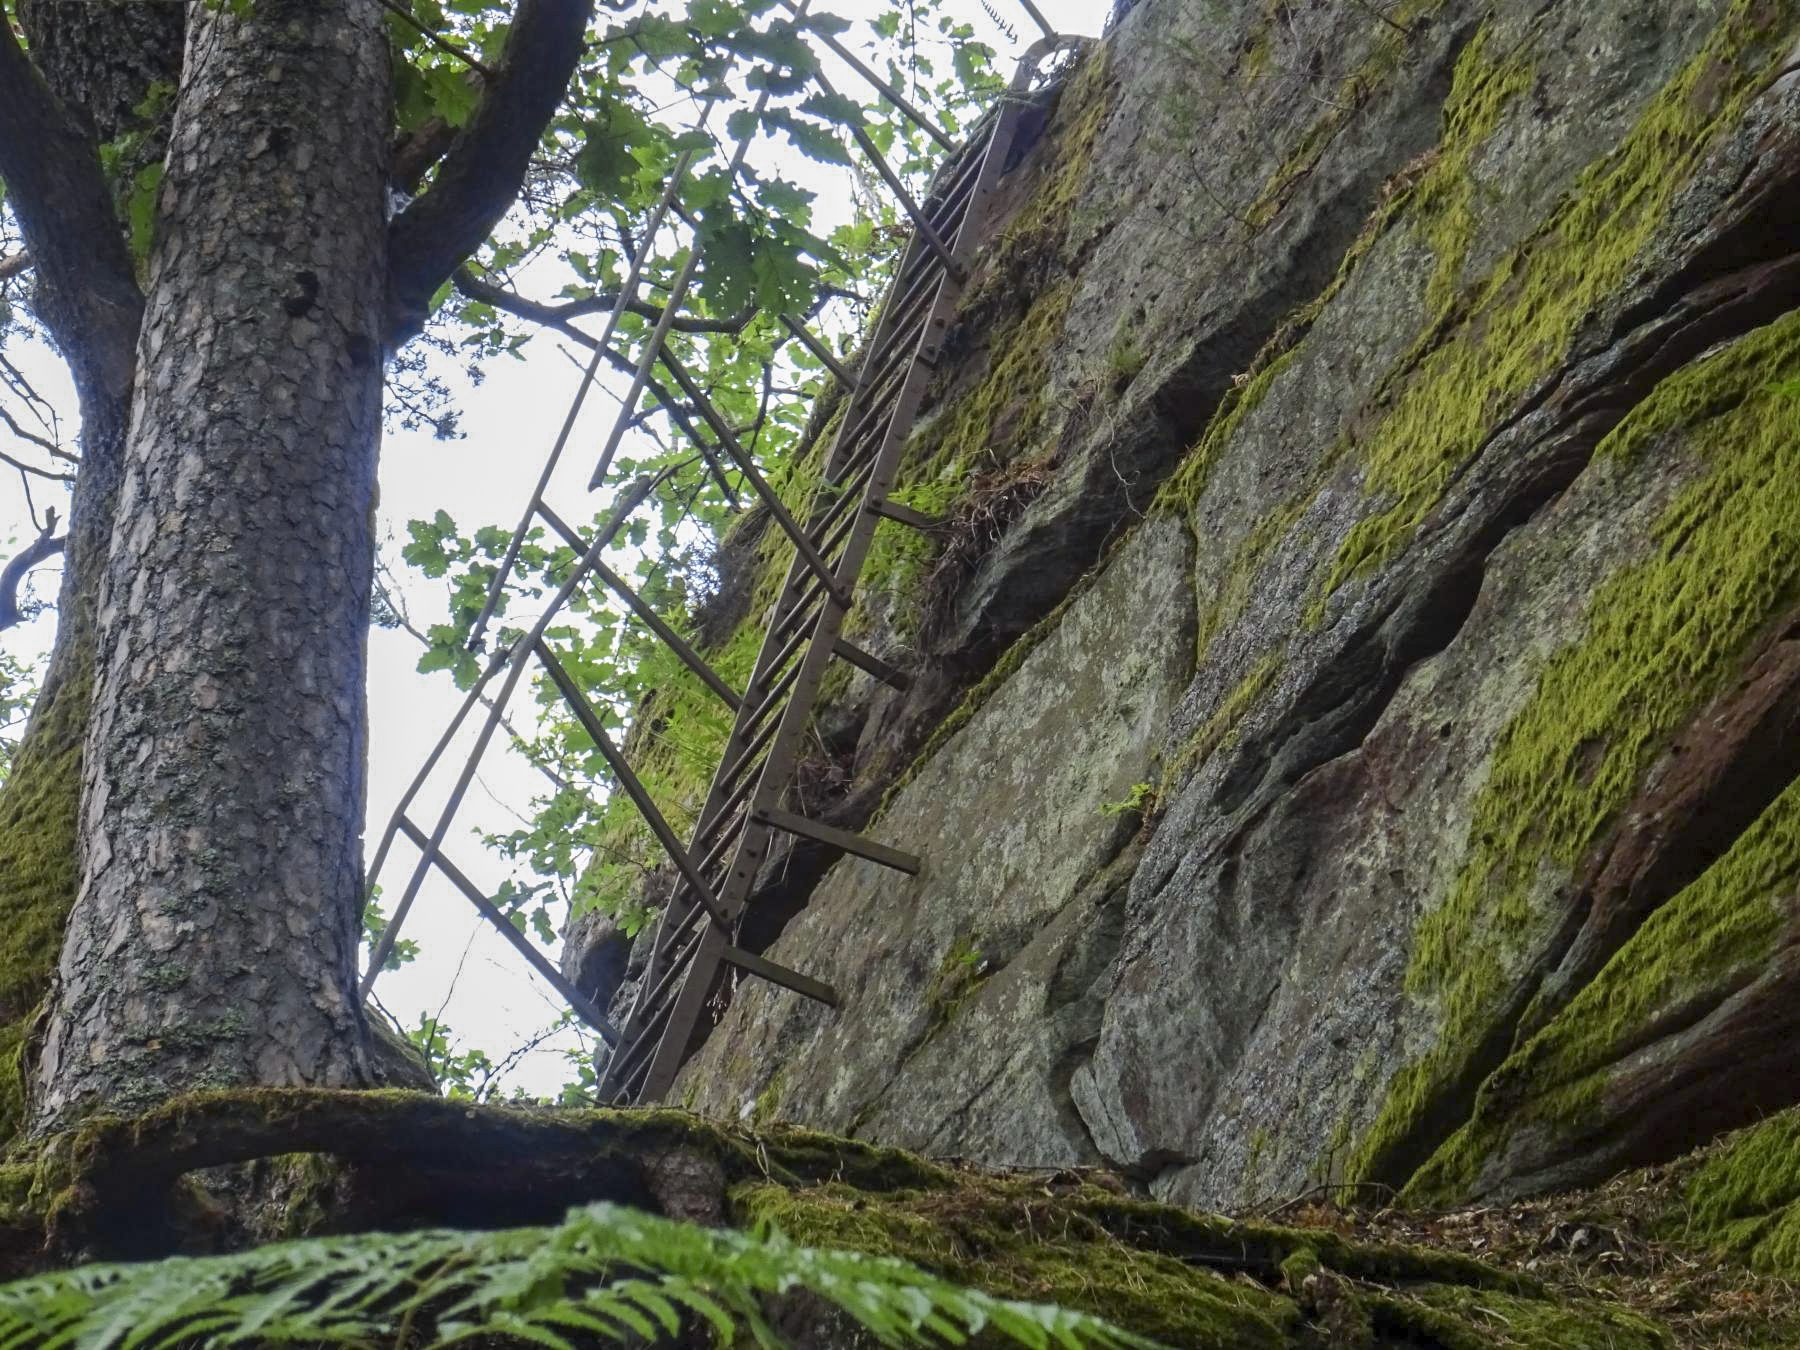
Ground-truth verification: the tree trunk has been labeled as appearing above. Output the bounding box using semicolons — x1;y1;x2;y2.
30;0;393;1129
0;4;175;1140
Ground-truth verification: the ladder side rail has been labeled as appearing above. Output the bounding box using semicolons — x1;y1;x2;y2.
360;472;666;995
467;116;716;654
534;641;734;933
776;0;958;152
812;71;965;282
630;919;734;1102
618;103;1028;1100
534;501;742;711
364;644;512;901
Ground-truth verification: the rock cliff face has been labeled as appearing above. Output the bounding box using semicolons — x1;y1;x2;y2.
577;0;1800;1215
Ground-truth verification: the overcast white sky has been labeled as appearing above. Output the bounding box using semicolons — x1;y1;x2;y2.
0;0;1103;1102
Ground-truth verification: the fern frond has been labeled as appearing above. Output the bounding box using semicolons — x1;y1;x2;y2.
0;1202;1165;1349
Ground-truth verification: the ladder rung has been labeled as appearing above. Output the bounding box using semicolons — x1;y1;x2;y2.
868;498;944;532
636;929;703;1028
833;637;910;691
635;901;704;993
836;355;910;450
721;945;839;1006
696;804;747;872
753;805;922;875
610;991;681;1078
927;164;978;230
716;726;777;813
883;256;945;340
738;643;807;741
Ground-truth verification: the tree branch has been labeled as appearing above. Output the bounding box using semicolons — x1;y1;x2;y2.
0;251;30;282
0;26;143;402
455;265;752;335
386;0;596;343
377;0;496;77
392;116;458;195
0;397;76;465
0;508;65;632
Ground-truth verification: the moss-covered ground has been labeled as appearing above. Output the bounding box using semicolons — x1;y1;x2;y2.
732;1161;1676;1347
0;1087;1769;1345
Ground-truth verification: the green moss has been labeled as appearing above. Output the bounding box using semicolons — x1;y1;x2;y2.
1419;774;1800;1200
1357;306;1800;1192
859;282;1076;638
1668;1108;1800;1275
1409;27;1535;319
1277;1244;1319;1289
263;1150;343;1238
958;47;1115;316
0;649;91;1145
728;1173;1671;1347
749;1070;785;1130
922;938;992;1032
1164;650;1280;789
1365;1284;1671;1350
1318;0;1792;600
732;1179;1300;1348
1154;349;1298;519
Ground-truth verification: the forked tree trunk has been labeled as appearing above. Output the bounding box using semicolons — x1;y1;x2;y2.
30;0;393;1128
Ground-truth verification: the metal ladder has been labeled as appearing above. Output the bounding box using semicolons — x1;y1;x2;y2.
595;96;1030;1104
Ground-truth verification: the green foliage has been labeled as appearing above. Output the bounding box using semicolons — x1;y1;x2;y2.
1098;783;1155;818
0;1201;1159;1350
0;645;39;790
360;891;418;972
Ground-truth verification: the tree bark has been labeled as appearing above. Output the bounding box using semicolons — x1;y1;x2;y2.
30;0;393;1128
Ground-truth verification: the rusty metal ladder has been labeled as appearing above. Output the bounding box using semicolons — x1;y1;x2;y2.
594;97;1029;1104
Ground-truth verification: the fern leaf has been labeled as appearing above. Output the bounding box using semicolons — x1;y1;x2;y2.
0;1202;1165;1350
